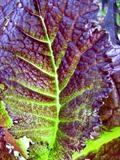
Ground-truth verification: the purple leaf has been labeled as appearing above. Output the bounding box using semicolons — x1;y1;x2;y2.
0;0;116;159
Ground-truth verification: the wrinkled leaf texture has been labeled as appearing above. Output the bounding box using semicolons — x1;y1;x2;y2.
0;0;118;159
84;45;120;160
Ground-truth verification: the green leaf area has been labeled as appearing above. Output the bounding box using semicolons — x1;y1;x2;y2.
73;126;120;160
0;101;13;128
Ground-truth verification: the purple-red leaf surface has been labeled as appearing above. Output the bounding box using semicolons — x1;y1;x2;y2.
0;0;119;159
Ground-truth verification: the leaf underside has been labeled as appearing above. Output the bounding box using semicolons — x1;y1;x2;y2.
0;0;119;159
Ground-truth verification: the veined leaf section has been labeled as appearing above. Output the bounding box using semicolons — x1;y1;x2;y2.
8;78;56;98
39;16;61;150
16;54;55;77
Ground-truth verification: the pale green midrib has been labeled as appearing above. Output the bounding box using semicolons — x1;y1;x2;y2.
40;16;61;151
16;55;55;77
72;126;120;160
8;78;56;98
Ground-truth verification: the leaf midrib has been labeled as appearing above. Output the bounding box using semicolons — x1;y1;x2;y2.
39;16;61;153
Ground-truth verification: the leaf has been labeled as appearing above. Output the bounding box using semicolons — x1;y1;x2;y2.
102;0;120;45
0;124;30;159
3;129;29;159
72;48;120;160
0;92;28;159
99;46;120;129
0;127;16;160
0;101;13;128
72;126;120;160
85;138;120;160
99;74;120;129
84;137;120;160
0;0;114;159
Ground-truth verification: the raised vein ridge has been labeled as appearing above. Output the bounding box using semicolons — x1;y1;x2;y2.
39;16;61;153
16;54;55;77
